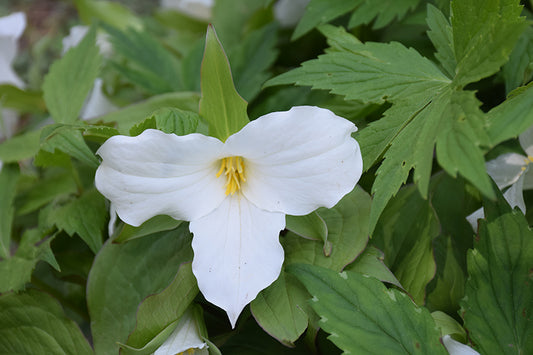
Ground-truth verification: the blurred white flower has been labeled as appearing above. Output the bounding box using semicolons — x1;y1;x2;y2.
274;0;309;28
62;25;116;120
95;106;362;327
154;309;208;355
160;0;213;21
0;12;26;141
442;335;480;355
467;125;533;228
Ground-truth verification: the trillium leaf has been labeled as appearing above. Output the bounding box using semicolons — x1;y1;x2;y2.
451;0;527;88
460;185;533;354
42;25;101;124
0;290;92;354
0;130;42;163
0;164;18;259
87;225;193;355
345;246;403;290
124;263;199;353
94;92;200;134
199;26;249;141
502;26;533;93
373;185;439;305
114;215;183;243
129;107;199;136
288;264;448;354
286;212;328;243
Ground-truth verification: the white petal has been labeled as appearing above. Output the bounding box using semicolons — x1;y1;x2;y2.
486;152;526;189
154;309;207;355
0;108;19;140
224;106;362;216
190;195;285;328
466;207;484;231
62;26;89;54
502;173;526;214
523;168;533;190
274;0;310;27
519;125;533;157
95;129;226;226
442;335;480;355
0;12;26;39
80;78;117;120
0;12;26;88
160;0;213;21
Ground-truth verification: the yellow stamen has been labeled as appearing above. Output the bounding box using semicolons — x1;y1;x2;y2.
216;156;246;195
528;156;533;163
177;349;196;355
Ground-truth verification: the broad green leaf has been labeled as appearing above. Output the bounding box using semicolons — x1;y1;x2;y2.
293;0;360;40
345;246;403;290
0;84;46;113
487;82;533;146
114;215;183;243
318;24;362;52
129;108;199;136
0;129;41;163
104;25;183;95
266;40;451;104
289;264;448;354
283;186;370;271
431;311;466;341
426;4;456;78
87;225;193;355
199;26;249;141
94;92;200;134
73;0;143;31
46;189;107;253
451;0;527;87
286;212;327;242
373;185;439;305
0;164;18;259
250;271;310;346
124;263;199;353
460;186;533;354
16;169;78;215
42;26;101;124
0;229;56;293
40;124;100;168
0;290;93;354
348;0;421;30
503;26;533;93
230;23;278;102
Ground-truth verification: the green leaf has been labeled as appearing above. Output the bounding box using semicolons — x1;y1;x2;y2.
293;0;360;40
0;129;41;163
286;212;328;242
73;0;143;31
87;225;193;355
40;124;100;168
348;0;421;30
129;108;199;136
431;311;466;341
124;263;199;353
503;26;533;93
345;246;403;290
199;25;249;141
0;84;46;113
0;290;93;354
266;39;451;104
451;0;527;87
114;215;183;243
284;186;370;271
250;271;310;346
46;189;107;253
426;4;456;78
373;185;439;305
0;229;56;293
94;92;200;134
0;164;19;259
487;82;533;146
289;264;448;354
460;185;533;354
42;25;101;124
104;25;183;94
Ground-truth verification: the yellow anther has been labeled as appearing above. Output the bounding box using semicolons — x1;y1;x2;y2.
216;156;246;195
177;349;196;355
528;156;533;163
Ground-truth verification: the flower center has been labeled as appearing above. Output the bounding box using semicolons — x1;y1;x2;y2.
216;156;246;195
522;156;533;171
177;349;196;355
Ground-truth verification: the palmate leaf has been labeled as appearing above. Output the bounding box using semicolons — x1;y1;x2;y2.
460;186;533;354
426;4;455;78
289;264;448;354
502;26;533;93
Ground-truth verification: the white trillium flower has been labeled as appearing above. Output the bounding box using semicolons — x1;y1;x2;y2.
62;26;116;120
274;0;310;28
467;125;533;228
154;309;208;355
442;335;480;355
95;106;363;326
160;0;214;21
0;12;26;141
